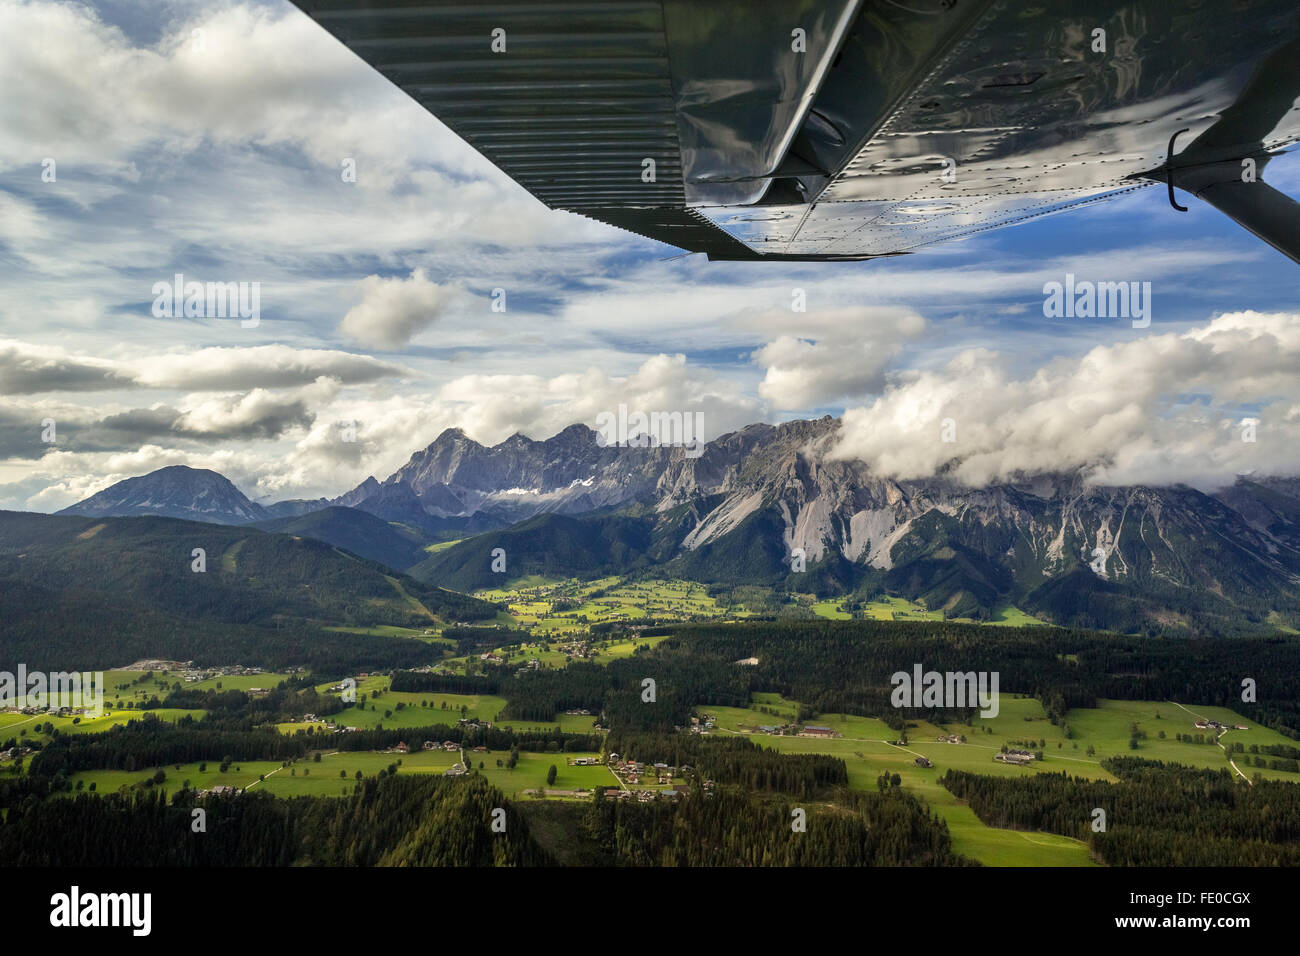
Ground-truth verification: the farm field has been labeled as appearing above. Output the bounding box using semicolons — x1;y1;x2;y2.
987;605;1052;627
703;691;1300;864
1061;699;1300;781
1;708;205;743
89;669;289;700
719;710;1099;866
462;633;672;670
322;691;508;732
67;759;286;797
60;748;613;801
804;595;1049;627
325;624;454;646
809;598;851;620
476;576;750;637
311;673;600;734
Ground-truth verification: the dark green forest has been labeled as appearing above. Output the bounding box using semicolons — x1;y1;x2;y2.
943;758;1300;866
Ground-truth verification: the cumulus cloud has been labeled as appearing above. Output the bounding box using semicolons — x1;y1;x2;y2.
754;309;927;408
434;353;761;445
339;270;461;349
171;379;335;440
828;311;1300;490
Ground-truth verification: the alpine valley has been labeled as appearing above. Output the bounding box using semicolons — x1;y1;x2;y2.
49;416;1300;638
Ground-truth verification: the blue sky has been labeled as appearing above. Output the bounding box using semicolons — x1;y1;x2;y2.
1;0;1297;509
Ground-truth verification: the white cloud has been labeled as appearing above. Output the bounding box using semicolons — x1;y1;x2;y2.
754;309;926;408
0;340;407;394
829;311;1300;490
339;270;461;349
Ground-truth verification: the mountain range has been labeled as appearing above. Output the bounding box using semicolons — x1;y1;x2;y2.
56;417;1300;636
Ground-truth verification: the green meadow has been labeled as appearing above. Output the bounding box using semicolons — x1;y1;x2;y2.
325;624;455;646
62;748;613;801
476;576;749;638
702;691;1300;865
1;708;204;743
310;673;600;735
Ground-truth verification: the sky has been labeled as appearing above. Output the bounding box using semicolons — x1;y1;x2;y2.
1;0;1298;511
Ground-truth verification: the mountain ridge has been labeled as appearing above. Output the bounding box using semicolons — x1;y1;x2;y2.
52;418;1300;635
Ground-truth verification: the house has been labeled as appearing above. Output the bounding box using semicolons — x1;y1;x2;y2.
444;763;467;777
442;741;459;751
799;725;838;738
422;741;436;751
914;756;933;768
395;741;409;753
473;745;488;753
995;753;1034;766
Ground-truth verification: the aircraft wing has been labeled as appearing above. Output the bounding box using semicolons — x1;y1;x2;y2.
291;0;1300;262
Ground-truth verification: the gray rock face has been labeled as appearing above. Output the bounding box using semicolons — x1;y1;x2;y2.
58;465;268;525
58;420;1300;628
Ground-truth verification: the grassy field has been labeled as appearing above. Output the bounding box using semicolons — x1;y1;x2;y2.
710;702;1100;866
1;708;205;743
808;596;1050;627
476;576;751;638
309;673;600;735
424;538;463;554
325;691;508;731
987;605;1052;627
1062;699;1300;781
810;598;852;620
62;747;613;801
702;691;1300;865
324;624;454;646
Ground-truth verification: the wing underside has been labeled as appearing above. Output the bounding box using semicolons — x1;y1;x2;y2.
293;0;1300;261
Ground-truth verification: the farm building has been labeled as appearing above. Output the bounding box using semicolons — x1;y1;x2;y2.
995;753;1035;766
914;757;933;768
799;725;838;738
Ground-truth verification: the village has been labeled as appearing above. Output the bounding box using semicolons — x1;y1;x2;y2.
599;751;709;802
1194;718;1249;731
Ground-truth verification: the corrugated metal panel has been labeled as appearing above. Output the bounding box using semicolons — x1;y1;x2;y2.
295;0;686;209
